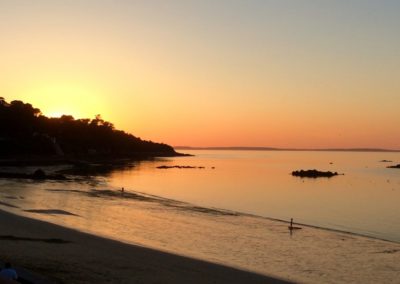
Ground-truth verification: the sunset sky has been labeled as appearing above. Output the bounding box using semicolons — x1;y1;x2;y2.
1;0;399;149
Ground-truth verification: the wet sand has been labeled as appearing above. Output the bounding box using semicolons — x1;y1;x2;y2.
0;209;291;284
1;186;400;284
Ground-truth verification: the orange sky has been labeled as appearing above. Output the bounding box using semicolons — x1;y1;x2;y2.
1;1;399;149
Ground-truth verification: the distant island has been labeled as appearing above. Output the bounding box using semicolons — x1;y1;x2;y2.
175;146;400;153
0;97;182;161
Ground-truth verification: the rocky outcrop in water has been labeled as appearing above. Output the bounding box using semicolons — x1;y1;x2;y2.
291;169;340;178
387;164;400;169
157;165;206;169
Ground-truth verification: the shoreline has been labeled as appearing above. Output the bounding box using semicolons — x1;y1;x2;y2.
2;197;400;284
0;208;291;284
247;213;400;245
120;188;400;244
0;152;189;167
1;174;399;245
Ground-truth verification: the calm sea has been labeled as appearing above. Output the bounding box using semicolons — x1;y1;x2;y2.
1;150;400;275
107;150;400;241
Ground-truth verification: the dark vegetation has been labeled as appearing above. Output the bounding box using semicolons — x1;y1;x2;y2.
0;97;179;159
291;169;340;178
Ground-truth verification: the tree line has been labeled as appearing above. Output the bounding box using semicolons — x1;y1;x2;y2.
0;97;177;157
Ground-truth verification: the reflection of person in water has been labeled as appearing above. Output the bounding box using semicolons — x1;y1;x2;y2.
288;218;302;231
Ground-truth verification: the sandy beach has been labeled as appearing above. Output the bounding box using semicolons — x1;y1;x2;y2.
1;205;400;284
0;208;291;284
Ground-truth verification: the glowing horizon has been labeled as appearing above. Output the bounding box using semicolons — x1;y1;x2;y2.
1;1;399;150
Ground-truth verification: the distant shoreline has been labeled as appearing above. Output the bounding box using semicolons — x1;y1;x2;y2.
174;146;400;152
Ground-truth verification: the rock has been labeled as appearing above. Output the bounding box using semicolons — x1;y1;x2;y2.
32;169;46;179
291;169;340;178
156;165;201;169
387;164;400;169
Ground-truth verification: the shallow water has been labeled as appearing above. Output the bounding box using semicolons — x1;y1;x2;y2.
106;150;400;241
0;150;400;280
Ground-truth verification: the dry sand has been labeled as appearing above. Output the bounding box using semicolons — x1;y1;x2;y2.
0;209;291;284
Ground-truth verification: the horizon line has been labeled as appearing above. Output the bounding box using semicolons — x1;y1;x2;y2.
174;146;400;153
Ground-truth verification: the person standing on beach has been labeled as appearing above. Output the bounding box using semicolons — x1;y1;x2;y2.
0;263;18;282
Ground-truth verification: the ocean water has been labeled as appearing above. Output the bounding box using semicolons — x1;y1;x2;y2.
106;150;400;241
1;150;400;278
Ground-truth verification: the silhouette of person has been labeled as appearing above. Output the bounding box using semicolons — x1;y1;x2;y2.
0;262;18;282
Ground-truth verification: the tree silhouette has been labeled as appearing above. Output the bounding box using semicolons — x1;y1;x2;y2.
0;98;177;157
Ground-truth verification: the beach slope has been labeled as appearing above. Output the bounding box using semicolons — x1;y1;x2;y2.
0;209;291;284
